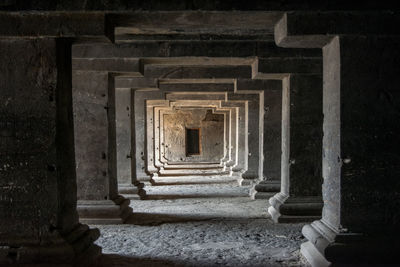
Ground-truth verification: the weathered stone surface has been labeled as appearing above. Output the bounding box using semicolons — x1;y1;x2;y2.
163;109;224;163
0;12;111;39
263;86;282;180
116;88;132;185
1;1;399;11
250;180;281;199
72;58;141;73
276;11;400;266
72;71;132;223
0;38;100;264
268;74;323;223
146;100;235;179
77;196;132;224
144;65;253;79
73;71;112;200
72;41;320;58
258;57;322;74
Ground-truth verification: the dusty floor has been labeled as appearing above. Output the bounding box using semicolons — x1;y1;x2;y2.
93;184;308;267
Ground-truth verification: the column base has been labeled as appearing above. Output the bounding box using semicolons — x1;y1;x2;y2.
268;193;322;223
118;183;147;200
237;177;256;186
137;175;152;183
301;219;400;266
225;160;235;167
0;224;101;266
237;171;258;186
77;195;132;224
250;180;280;199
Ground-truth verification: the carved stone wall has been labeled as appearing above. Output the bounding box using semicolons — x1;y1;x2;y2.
163;109;224;163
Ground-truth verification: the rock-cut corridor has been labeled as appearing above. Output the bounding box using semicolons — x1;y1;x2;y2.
92;184;307;267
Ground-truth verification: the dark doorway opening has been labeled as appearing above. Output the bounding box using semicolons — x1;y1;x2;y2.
186;128;201;156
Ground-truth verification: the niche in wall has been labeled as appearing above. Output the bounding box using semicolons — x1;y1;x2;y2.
186;128;201;156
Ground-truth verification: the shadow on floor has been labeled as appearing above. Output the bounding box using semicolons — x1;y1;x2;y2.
124;212;223;225
91;254;185;267
143;193;248;200
150;181;235;186
124;212;271;226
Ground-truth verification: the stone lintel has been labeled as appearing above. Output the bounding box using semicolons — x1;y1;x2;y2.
275;12;400;49
0;12;112;40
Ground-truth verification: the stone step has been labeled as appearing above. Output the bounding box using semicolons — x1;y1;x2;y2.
151;175;238;185
164;164;223;169
158;168;230;176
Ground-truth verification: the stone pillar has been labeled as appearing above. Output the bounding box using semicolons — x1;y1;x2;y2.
251;81;282;199
240;92;263;185
115;88;146;199
268;74;323;222
273;11;400;265
301;35;400;266
0;38;100;265
134;90;163;183
228;93;262;185
73;71;132;224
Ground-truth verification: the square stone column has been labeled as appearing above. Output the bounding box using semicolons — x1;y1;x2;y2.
301;35;400;266
115;87;146;199
73;71;132;224
251;81;282;199
268;74;323;222
0;38;100;265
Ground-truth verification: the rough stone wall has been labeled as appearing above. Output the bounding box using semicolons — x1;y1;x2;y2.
338;36;400;234
0;38;73;243
163;109;224;163
289;74;323;197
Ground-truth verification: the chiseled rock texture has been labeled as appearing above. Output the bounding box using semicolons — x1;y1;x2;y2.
0;38;60;244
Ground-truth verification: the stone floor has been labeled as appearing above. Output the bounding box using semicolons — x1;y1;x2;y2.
92;184;308;267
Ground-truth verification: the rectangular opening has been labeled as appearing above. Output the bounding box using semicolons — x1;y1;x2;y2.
186;128;201;156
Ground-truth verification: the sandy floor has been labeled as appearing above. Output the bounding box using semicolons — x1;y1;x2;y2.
92;184;308;267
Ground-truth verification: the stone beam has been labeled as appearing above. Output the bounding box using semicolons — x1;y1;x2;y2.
275;11;400;49
0;12;112;41
72;41;320;58
108;11;282;35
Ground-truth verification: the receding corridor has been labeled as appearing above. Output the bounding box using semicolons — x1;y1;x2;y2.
1;5;400;267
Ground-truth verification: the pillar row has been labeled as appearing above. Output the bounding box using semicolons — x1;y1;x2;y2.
73;71;132;224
